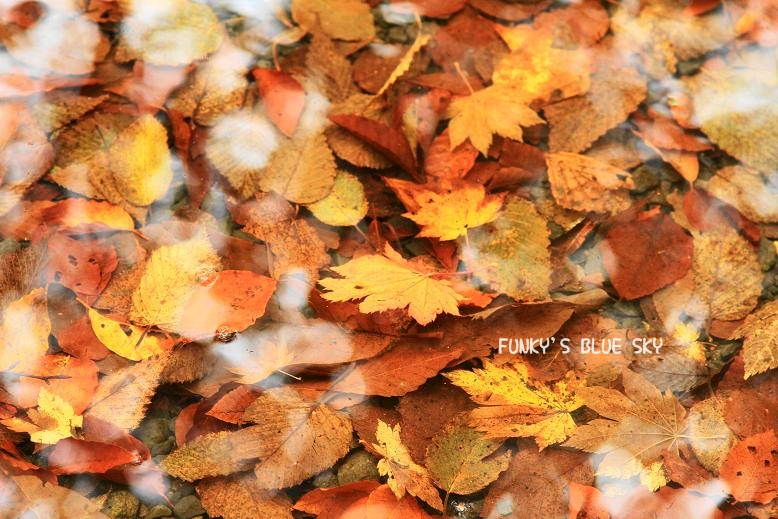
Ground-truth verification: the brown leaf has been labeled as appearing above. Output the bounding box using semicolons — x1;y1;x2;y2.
162;387;352;488
330;342;462;397
198;475;292;519
293;480;380;519
2;475;108;518
328;114;419;180
601;211;693;300
546;152;635;214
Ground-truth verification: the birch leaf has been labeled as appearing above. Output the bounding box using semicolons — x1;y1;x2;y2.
305;171;367;227
129;230;221;333
88;308;167;361
0;288;50;374
546;152;635;214
319;244;463;325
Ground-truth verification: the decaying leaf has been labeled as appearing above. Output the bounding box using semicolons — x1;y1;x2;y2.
461;196;551;302
319;243;463;325
692;228;762;322
734;301;778;378
446;360;582;449
371;420;444;510
546;152;635;214
563;370;726;490
720;430;778;504
424;417;511;494
198;475;293;519
162;387;352;488
446;85;544;155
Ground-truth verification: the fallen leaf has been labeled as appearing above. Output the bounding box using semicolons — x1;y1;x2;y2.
720;430;778;504
118;0;223;66
294;480;381;519
706;165;778;223
375;32;432;97
292;0;375;42
446;360;583;449
0;288;50;374
198;475;293;519
254;68;305;138
692;228;762;322
177;270;277;339
424;417;511;494
106;114;174;206
1;475;108;518
733;301;778;378
564;370;710;490
85;353;170;431
88;308;168;361
601;211;693;300
44;233;118;304
329;113;418;179
330;342;462;397
546;152;635;214
372;420;444;510
404;184;505;241
162;387;352;488
129;230;222;334
568;482;610;519
446;85;544;156
2;388;83;445
305;170;368;227
461;195;552;302
319;243;463;325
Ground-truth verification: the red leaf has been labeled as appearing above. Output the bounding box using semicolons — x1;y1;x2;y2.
177;270;276;339
328;113;420;180
253;68;305;138
294;480;380;518
44;233;118;304
568;482;610;519
720;430;778;504
330;343;462;396
601;211;693;300
48;438;141;475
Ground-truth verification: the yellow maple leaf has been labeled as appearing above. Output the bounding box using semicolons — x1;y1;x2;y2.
1;388;83;445
107;114;174;206
371;420;444;511
319;243;463;325
492;28;591;104
404;184;505;241
445;360;583;449
446;85;544;156
89;308;167;361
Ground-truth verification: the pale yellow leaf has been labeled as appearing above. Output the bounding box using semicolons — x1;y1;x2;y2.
546;152;635;214
445;360;582;449
0;288;50;374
